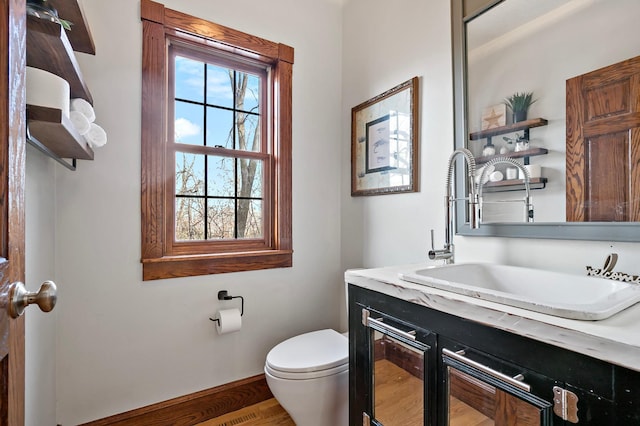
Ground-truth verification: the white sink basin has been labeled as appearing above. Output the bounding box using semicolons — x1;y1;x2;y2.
398;263;640;320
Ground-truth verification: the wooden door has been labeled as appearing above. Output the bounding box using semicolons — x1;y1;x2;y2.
566;55;640;222
0;0;27;424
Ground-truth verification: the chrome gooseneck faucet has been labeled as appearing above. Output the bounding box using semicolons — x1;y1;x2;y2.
428;149;535;264
429;148;480;264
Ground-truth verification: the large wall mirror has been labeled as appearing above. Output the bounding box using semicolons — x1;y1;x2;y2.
452;0;640;241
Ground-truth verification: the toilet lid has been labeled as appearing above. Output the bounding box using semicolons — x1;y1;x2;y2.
266;329;348;374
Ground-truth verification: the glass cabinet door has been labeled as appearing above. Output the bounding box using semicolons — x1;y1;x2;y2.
362;308;434;426
443;348;554;426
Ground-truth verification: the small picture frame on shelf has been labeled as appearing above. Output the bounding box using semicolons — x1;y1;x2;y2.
481;104;506;130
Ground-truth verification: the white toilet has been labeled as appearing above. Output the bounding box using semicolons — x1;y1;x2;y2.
264;329;348;426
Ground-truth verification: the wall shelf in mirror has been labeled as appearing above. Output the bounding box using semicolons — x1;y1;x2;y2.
26;15;93;103
475;147;549;165
469;117;548;141
480;177;547;193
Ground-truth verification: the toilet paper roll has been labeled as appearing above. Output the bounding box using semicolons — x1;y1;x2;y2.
26;67;70;117
519;164;542;179
215;308;242;334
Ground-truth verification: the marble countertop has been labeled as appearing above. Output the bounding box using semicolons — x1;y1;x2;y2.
345;263;640;372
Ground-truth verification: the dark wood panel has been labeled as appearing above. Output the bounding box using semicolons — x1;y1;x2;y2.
47;0;95;54
26;15;92;103
27;105;94;160
163;9;280;61
140;16;166;262
142;250;293;280
566;55;640;222
585;79;629;120
80;374;273;426
586;133;629;221
5;0;27;423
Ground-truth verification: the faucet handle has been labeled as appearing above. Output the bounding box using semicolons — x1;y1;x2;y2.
430;229;436;251
428;228;453;262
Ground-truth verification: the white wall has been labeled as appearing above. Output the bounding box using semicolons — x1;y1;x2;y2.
341;0;455;270
25;145;57;426
51;0;343;424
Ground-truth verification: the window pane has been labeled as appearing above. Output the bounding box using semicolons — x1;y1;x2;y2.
206;64;234;108
175;56;204;103
206;106;234;148
175;197;205;241
237;158;263;198
207;156;235;197
176;153;204;196
235;113;260;152
236;72;260;114
175;101;204;145
207;199;235;239
237;200;262;239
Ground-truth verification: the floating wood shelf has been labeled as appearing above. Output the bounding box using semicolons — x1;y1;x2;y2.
481;177;547;193
47;0;96;55
469;118;549;141
475;147;549;165
26;15;93;104
27;105;94;160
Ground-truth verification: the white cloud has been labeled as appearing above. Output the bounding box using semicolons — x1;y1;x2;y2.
174;118;201;140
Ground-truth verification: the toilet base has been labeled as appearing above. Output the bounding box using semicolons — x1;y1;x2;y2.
265;367;348;426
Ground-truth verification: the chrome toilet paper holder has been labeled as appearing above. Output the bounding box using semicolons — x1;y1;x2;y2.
209;290;244;324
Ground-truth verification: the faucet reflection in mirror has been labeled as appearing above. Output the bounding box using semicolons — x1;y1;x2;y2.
429;149;534;264
478;156;534;224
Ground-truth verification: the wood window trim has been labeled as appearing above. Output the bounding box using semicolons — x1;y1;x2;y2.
140;0;293;280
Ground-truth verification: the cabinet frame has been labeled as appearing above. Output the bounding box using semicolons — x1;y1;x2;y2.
348;284;633;425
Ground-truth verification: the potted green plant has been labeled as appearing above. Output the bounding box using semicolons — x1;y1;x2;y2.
504;91;536;123
26;0;73;30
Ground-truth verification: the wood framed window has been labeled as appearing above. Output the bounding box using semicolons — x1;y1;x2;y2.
140;0;293;280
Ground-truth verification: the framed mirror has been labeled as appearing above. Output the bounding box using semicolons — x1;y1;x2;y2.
451;0;640;241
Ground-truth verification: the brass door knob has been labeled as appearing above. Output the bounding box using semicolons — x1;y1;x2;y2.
8;281;57;318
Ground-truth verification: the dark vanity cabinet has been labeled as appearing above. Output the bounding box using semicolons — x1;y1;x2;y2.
349;284;640;425
355;304;437;425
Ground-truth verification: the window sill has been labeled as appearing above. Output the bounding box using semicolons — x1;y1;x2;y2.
141;250;293;280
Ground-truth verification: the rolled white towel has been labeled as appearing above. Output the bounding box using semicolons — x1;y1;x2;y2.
70;98;95;123
84;123;107;148
69;110;90;135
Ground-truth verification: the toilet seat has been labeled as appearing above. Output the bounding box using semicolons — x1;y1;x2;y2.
265;329;348;380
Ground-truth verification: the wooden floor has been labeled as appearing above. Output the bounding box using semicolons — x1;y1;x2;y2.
196;398;294;426
374;359;424;425
196;360;493;426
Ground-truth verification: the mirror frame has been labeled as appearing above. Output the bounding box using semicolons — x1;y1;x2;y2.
451;0;640;241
